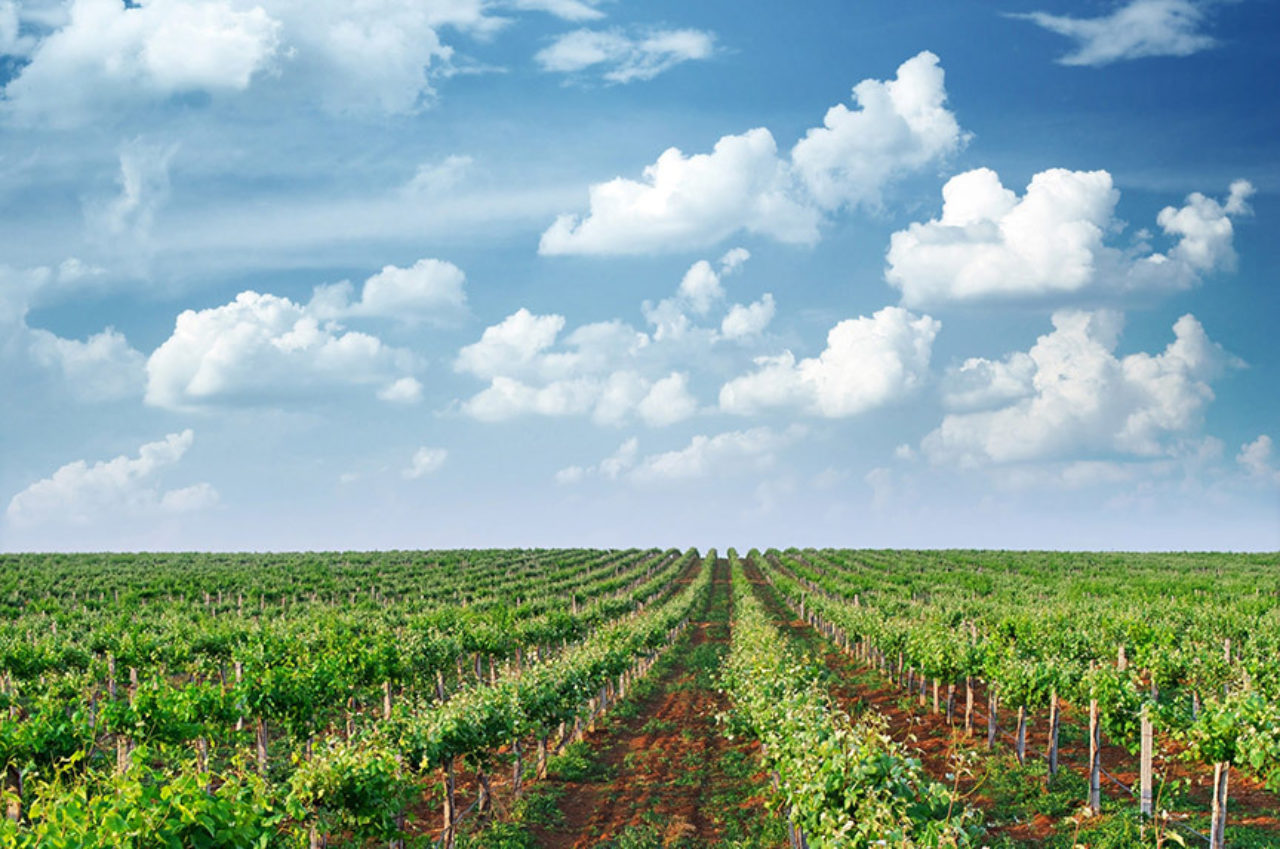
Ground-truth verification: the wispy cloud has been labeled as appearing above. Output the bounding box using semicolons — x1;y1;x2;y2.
1011;0;1217;67
536;26;715;83
7;430;217;528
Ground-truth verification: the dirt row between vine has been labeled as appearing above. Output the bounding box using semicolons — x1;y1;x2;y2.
396;552;714;845
533;558;783;848
740;558;1280;845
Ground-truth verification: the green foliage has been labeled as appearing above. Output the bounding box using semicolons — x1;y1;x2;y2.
454;819;538;849
1;754;279;849
285;738;407;841
722;554;982;848
763;547;1280;796
1178;689;1280;788
544;741;603;783
980;755;1088;823
0;547;705;845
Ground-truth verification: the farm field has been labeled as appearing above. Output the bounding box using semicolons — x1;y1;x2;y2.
1;548;1278;848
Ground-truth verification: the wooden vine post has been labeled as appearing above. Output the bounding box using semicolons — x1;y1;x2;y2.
441;761;457;849
1015;705;1027;765
389;759;407;849
512;738;524;796
964;677;974;736
1088;698;1102;816
234;661;244;731
986;689;998;751
255;715;269;774
1047;689;1060;782
1222;639;1231;698
107;654;125;775
195;736;210;784
117;666;138;775
4;762;19;822
1209;762;1229;849
476;766;492;815
2;672;18;817
1139;703;1154;826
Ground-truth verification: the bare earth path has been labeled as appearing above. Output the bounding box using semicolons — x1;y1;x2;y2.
533;558;784;848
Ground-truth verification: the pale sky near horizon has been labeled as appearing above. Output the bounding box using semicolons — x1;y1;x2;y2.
1;0;1277;552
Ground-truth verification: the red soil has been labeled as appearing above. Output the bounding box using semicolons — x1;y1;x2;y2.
741;558;1280;845
534;559;778;848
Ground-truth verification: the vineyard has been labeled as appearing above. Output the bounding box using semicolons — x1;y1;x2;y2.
1;549;1278;848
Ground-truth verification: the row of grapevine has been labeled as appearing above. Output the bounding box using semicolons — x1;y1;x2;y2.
0;549;684;750
757;549;1280;847
0;549;708;847
720;550;980;848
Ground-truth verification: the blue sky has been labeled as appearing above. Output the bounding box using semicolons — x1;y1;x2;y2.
1;0;1277;551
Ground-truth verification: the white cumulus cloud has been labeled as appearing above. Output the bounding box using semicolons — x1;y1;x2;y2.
460;374;598;421
554;465;586;484
27;327;147;402
636;372;698;426
629;426;805;483
6;430;218;527
790;50;967;211
458;366;700;428
922;310;1240;466
402;155;474;196
940;353;1036;412
0;263;146;402
3;0;281;124
455;308;569;380
455;253;770;427
676;259;726;315
1157;179;1253;272
539;51;965;255
377;376;424;404
1237;435;1280;484
720;293;775;339
312;258;467;324
297;2;464;115
1012;0;1217;67
403;446;448;479
555;436;638;484
540;127;819;254
719;306;939;417
644;247;754;340
146;290;420;410
5;0;609;122
885;168;1252;306
536;26;715;83
558;426;805;485
0;1;36;56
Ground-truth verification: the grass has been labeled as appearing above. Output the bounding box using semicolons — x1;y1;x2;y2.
593;813;698;849
985;810;1280;849
452;783;563;848
546;740;613;783
686;641;726;688
640;716;677;735
979;753;1091;824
